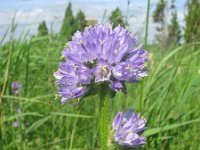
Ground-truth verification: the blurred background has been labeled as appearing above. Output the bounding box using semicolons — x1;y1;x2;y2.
0;0;187;43
1;0;200;149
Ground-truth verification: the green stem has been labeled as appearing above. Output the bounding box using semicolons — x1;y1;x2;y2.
25;45;30;95
144;0;151;47
139;79;144;112
99;84;110;150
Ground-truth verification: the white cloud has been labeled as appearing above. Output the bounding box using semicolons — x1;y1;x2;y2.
0;10;14;25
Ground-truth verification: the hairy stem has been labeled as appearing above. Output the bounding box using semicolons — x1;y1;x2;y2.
99;84;111;150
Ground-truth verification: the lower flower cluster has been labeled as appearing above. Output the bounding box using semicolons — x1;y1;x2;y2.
112;109;146;148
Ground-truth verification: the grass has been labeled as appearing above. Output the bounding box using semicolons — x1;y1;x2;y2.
1;23;200;150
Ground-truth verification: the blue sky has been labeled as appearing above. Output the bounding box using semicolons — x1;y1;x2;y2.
0;0;187;43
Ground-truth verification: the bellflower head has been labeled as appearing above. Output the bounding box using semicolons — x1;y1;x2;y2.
11;82;22;95
112;109;146;148
54;23;148;103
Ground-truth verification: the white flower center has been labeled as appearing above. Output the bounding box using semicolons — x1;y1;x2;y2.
126;64;133;72
99;65;110;78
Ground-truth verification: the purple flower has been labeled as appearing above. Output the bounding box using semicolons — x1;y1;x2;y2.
109;81;123;92
112;109;146;148
13;108;22;128
58;86;88;104
13;121;20;128
54;24;148;103
17;108;22;114
11;82;22;95
93;59;112;82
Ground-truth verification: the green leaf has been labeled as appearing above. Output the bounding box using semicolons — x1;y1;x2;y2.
3;112;44;123
26;116;51;134
144;118;200;137
51;112;94;118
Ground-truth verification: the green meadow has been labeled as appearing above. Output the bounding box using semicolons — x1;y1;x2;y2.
1;0;200;149
1;32;200;149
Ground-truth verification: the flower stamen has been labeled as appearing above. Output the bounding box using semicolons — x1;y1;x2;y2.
99;39;105;45
73;64;79;71
126;64;133;71
78;39;83;45
99;65;110;78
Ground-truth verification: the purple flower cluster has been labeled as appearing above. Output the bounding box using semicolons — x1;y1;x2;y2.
54;23;148;103
112;109;146;147
11;82;22;95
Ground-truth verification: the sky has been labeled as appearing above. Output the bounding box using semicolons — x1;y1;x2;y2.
0;0;187;43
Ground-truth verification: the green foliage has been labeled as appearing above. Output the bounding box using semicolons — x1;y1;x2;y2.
167;0;181;45
38;21;48;36
60;2;75;39
153;0;168;44
184;0;200;43
153;0;166;23
75;10;86;31
109;7;127;28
